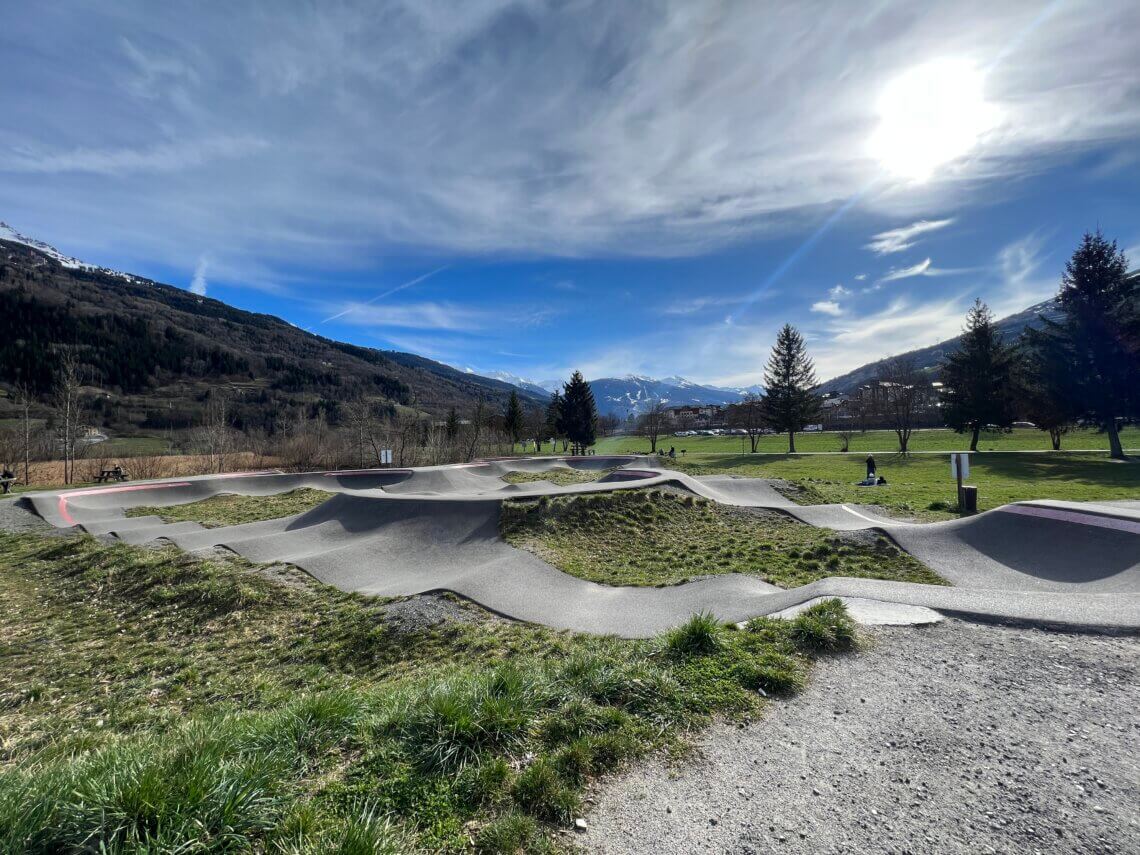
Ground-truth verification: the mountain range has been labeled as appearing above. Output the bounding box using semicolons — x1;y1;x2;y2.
0;221;1063;431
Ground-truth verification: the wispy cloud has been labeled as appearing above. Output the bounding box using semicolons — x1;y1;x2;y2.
866;219;955;255
879;257;935;282
828;284;852;298
3;2;1138;269
323;266;449;323
660;294;751;315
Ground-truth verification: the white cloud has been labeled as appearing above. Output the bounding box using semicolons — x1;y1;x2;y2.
189;256;208;295
811;300;843;316
879;257;933;282
2;1;1139;272
828;284;852;298
865;219;955;255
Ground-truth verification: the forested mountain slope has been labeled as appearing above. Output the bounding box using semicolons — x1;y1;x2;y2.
0;238;544;433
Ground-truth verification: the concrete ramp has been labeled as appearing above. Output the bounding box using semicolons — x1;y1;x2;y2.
17;456;1140;635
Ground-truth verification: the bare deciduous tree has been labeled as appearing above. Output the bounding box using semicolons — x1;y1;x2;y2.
637;401;669;453
52;349;87;485
877;356;927;454
727;393;765;453
195;389;237;473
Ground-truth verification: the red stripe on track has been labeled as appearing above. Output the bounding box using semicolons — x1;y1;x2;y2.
57;482;194;527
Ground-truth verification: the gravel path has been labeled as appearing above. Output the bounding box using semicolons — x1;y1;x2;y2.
0;498;52;533
584;620;1139;855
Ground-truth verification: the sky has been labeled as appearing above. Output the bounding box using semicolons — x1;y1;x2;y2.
2;0;1139;387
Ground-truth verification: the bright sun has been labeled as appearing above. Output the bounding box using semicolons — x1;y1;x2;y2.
869;58;999;183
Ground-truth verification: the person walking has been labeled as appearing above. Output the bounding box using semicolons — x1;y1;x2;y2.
865;454;876;480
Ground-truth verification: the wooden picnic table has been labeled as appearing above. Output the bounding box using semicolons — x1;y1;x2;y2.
95;467;129;483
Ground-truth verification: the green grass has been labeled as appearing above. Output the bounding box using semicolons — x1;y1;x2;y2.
127;488;331;528
668;452;1140;520
593;425;1140;455
501;469;611;486
0;530;858;852
501;488;944;587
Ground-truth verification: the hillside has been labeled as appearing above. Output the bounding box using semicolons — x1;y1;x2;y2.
820;298;1064;393
0;237;545;435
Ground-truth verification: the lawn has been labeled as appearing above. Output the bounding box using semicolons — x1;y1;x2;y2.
127;488;331;528
501;469;612;486
501;489;944;587
0;530;858;853
670;452;1140;520
593;425;1140;455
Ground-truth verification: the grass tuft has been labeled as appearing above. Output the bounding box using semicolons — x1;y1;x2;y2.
789;598;859;653
664;612;723;657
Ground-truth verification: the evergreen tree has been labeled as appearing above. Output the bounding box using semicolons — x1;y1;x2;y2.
445;406;459;441
503;390;524;448
942;299;1016;451
545;392;565;443
1028;231;1137;459
760;324;820;453
1015;333;1079;450
560;371;598;455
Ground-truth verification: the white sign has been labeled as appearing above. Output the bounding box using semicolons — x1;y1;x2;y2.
950;453;969;479
380;449;393;465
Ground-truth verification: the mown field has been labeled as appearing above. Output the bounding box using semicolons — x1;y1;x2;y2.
670;452;1140;520
502;489;944;587
0;530;858;852
592;426;1140;455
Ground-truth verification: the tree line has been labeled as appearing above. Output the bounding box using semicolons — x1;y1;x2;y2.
645;230;1138;459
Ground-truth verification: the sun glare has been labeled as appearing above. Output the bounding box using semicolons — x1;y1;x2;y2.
869;58;999;182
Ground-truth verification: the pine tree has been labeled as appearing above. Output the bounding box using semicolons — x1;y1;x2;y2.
942;299;1016;451
560;371;598;455
503;390;524;448
1028;231;1137;459
1015;332;1079;450
445;406;459;441
545;392;565;444
760;324;820;453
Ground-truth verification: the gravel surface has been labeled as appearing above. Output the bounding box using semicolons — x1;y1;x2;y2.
0;498;53;533
585;619;1139;855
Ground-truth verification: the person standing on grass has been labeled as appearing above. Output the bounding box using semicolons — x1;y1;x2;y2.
866;454;876;479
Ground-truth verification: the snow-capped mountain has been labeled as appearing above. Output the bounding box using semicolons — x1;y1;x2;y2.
472;370;558;398
586;375;756;418
0;221;139;282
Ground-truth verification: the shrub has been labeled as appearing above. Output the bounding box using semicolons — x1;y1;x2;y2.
664;612;722;657
790;599;857;653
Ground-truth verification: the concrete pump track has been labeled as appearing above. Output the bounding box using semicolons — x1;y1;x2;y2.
15;456;1140;636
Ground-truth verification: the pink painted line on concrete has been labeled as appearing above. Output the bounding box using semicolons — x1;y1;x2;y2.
323;469;413;477
58;482;195;526
1000;504;1140;535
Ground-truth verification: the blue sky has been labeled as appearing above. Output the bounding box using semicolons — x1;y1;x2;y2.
2;1;1138;386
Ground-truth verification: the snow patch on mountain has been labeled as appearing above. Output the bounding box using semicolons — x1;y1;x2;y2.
0;221;141;283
